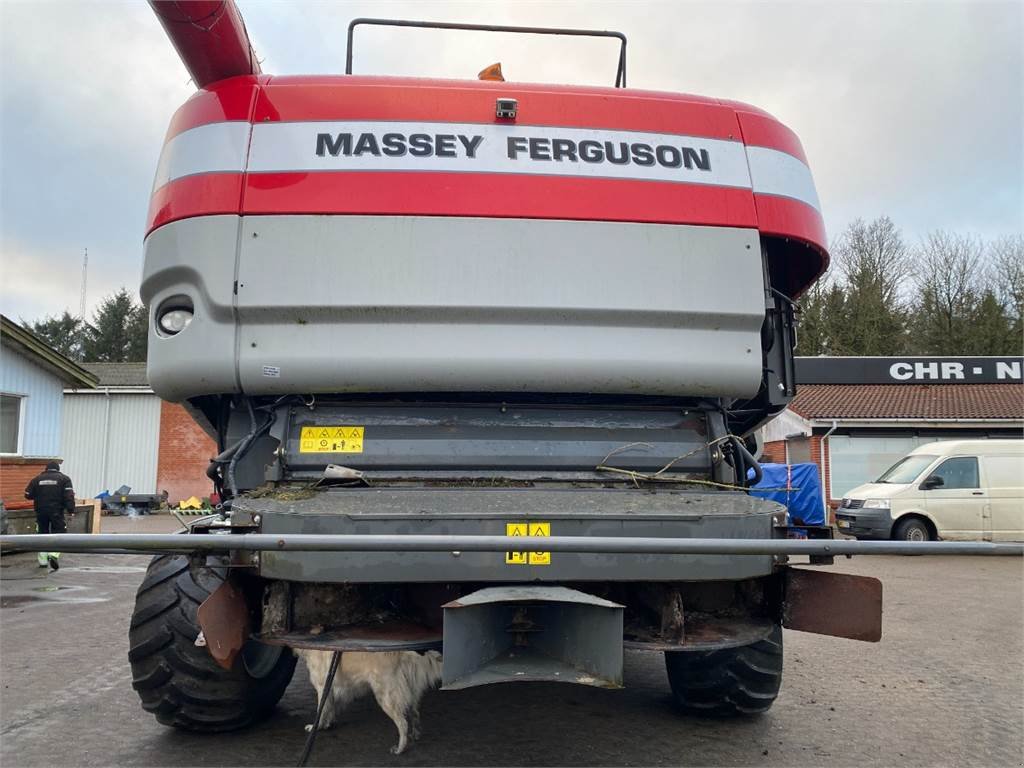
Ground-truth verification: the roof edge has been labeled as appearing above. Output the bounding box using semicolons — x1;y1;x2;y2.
0;316;98;389
807;417;1024;426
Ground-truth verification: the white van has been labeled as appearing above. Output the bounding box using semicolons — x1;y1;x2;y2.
835;439;1024;542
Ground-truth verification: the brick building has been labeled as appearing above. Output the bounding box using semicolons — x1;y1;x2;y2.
63;363;216;503
762;356;1024;509
1;315;97;506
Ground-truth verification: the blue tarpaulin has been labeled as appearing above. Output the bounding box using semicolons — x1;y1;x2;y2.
750;463;825;526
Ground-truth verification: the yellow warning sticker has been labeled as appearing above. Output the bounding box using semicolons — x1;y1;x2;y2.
298;426;365;454
505;521;550;565
528;522;551;565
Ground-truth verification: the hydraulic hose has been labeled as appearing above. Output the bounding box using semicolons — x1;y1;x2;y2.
731;435;763;488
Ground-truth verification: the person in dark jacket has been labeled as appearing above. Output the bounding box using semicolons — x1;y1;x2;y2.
24;461;75;571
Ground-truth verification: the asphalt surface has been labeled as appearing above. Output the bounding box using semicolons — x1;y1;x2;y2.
1;515;1022;767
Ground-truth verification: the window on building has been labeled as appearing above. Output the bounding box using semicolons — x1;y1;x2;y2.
929;457;980;489
0;394;24;455
828;434;970;499
828;435;922;499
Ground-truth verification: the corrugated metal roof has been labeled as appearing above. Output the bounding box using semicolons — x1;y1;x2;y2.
80;363;150;388
790;384;1024;420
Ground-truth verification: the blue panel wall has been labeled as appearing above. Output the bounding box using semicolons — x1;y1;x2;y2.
0;346;63;457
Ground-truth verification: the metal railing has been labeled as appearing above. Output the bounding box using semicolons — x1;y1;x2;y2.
2;533;1020;557
346;18;628;87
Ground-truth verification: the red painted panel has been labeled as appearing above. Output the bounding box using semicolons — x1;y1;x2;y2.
162;76;820;164
754;193;829;294
240;172;758;228
737;111;809;164
147;173;244;232
165;76;262;140
754;194;827;251
252;79;742;139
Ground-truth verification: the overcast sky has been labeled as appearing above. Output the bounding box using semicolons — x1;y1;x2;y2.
1;0;1021;323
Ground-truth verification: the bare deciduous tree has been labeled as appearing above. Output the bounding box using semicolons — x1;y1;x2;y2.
989;234;1024;337
825;217;911;354
910;231;1017;354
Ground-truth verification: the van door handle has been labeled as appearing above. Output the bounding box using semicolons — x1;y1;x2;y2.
971;491;984;496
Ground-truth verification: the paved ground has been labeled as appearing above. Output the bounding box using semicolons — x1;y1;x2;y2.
1;514;1022;767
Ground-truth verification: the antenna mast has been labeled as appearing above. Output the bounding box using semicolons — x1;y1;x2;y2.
79;248;88;318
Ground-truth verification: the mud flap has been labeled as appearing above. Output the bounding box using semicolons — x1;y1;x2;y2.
782;568;882;642
197;579;251;669
441;586;624;690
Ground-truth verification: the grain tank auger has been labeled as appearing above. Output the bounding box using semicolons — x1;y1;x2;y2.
9;1;1023;739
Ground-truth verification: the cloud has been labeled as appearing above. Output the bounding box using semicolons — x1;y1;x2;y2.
244;0;1023;244
0;238;135;323
0;0;191;323
1;0;1020;324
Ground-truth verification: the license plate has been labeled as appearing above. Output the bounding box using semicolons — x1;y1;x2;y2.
837;520;851;529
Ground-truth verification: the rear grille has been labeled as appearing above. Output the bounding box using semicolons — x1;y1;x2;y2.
841;499;865;509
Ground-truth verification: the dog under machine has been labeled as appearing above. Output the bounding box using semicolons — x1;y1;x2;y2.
294;648;442;754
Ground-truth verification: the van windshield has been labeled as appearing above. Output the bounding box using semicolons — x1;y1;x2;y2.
876;455;937;484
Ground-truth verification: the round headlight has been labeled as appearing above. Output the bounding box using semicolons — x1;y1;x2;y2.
157;308;193;335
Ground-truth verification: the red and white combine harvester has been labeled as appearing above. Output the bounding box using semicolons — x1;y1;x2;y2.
6;0;1019;744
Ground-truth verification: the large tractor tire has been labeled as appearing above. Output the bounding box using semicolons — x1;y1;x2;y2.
128;554;296;732
664;624;783;717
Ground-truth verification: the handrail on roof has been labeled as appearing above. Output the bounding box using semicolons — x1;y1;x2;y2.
346;18;628;88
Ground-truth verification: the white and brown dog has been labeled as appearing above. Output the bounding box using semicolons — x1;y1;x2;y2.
294;648;442;754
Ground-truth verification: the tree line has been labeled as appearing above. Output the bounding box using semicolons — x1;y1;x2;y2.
25;289;148;363
796;218;1021;356
19;217;1023;363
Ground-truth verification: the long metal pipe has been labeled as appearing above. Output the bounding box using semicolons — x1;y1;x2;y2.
2;534;1020;556
150;0;261;89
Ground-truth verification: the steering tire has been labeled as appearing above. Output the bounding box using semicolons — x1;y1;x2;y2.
664;624;783;717
128;554;296;732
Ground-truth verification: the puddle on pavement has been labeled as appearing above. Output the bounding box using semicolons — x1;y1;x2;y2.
0;583;110;609
60;566;146;575
1;595;37;608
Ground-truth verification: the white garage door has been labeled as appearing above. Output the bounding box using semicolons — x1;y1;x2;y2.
61;394;161;497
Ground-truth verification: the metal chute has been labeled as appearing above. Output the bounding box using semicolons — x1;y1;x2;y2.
149;0;260;88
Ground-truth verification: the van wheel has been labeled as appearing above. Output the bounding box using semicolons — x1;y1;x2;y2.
893;517;931;542
664;624;783;717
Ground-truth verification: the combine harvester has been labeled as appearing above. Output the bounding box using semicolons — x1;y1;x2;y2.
5;0;1020;739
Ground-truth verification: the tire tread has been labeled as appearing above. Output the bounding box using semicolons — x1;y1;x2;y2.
665;624;783;717
127;554;296;733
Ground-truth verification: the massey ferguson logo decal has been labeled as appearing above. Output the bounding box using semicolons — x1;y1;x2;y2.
316;132;485;159
239;120;766;196
315;131;712;172
507;137;710;170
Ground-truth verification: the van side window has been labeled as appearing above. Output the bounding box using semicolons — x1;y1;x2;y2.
930;457;980;489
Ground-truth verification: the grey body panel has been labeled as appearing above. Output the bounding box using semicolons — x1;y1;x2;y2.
282;403;711;475
142;215;765;401
141;215;240;399
244;488;781;583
